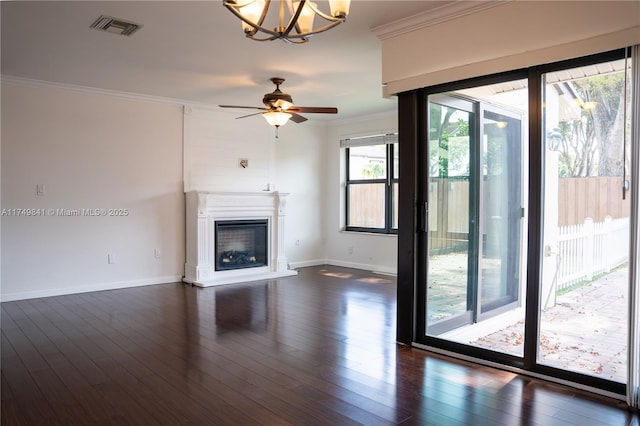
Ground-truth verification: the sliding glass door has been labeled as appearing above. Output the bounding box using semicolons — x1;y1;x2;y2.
424;85;527;356
538;57;631;384
479;107;523;318
425;96;475;335
410;49;635;395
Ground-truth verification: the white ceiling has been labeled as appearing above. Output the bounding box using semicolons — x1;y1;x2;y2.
1;1;451;123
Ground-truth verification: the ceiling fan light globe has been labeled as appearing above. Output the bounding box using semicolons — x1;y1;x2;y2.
263;111;292;127
329;0;350;18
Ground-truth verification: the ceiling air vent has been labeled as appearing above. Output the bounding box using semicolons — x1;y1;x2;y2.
90;15;142;36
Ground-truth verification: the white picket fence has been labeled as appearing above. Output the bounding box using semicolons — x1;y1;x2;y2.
556;216;630;291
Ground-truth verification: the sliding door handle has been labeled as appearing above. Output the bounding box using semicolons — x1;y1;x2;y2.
419;201;428;232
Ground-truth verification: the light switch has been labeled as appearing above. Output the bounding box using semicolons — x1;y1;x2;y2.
36;184;45;196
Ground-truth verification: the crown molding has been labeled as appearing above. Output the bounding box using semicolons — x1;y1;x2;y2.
371;1;508;40
0;74;395;122
0;74;221;111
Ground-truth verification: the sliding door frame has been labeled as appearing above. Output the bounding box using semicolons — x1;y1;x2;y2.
398;48;629;396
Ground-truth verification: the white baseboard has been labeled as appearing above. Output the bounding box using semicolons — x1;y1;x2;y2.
0;275;183;302
327;259;397;275
287;259;328;269
0;261;397;302
309;259;397;276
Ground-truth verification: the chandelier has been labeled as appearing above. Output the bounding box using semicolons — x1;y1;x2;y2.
223;0;351;44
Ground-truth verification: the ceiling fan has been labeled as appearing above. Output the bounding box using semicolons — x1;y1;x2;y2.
219;77;338;136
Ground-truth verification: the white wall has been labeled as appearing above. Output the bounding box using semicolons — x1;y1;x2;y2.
1;78;398;301
325;112;398;274
184;107;274;192
1;82;184;301
273;121;328;268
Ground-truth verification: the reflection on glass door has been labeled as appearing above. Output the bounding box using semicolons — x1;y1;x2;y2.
425;83;527;357
539;58;631;382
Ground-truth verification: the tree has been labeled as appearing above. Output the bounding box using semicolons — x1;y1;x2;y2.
556;73;627;177
580;73;626;177
361;162;385;178
556;118;598;177
429;104;470;178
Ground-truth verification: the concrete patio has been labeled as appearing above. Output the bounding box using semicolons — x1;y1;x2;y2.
427;253;629;383
478;265;628;383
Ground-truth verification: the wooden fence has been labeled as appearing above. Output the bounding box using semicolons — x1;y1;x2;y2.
424;176;627;231
348;184;385;228
555;216;629;291
558;177;630;226
348;176;629;234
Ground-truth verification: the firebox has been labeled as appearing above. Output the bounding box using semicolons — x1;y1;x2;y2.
215;219;268;271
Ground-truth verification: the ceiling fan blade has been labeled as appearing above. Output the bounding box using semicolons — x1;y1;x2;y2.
290;113;308;123
236;112;264;119
219;105;265;111
289;106;338;114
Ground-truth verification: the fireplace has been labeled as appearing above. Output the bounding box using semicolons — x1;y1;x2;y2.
215;219;268;271
184;191;297;287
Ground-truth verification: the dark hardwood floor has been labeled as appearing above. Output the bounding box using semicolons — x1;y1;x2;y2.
1;265;638;425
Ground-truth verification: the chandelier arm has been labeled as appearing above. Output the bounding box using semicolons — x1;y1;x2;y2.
278;19;343;39
282;0;306;37
223;0;282;39
278;0;286;32
245;0;273;37
305;2;346;21
257;0;272;29
246;33;279;41
279;37;308;45
221;4;261;33
243;32;307;43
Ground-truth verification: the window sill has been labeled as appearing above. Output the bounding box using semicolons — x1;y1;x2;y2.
340;229;398;237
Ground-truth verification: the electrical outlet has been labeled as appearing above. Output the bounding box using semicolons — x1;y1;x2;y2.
108;254;116;264
154;248;161;259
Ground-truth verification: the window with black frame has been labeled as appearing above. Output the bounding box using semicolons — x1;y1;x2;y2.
343;133;398;233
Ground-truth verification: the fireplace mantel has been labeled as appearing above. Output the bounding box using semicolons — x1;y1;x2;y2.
183;191;297;287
